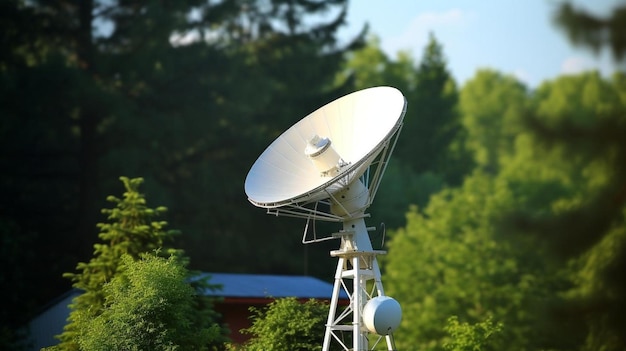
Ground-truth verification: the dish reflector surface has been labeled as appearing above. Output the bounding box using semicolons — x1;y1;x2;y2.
245;86;406;208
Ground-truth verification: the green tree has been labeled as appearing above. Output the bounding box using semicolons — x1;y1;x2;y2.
381;4;626;351
501;5;626;348
509;71;626;350
75;254;221;351
386;68;626;351
340;35;415;93
443;316;504;351
385;171;565;351
398;33;465;183
459;69;528;174
51;177;186;350
241;297;329;351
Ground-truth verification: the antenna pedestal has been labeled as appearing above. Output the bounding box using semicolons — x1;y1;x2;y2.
323;217;397;351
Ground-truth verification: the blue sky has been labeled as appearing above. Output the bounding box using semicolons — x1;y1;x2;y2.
338;0;622;88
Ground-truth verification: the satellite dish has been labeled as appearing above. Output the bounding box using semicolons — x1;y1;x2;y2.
245;86;406;351
245;86;405;209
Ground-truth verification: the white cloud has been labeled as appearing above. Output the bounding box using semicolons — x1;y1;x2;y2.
560;56;593;74
382;9;474;57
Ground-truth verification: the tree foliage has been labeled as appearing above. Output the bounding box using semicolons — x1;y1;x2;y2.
399;33;464;181
386;64;625;351
74;254;221;351
383;14;626;349
509;4;626;348
510;71;626;350
240;297;330;351
443;316;504;351
50;177;221;350
459;69;527;173
385;171;564;351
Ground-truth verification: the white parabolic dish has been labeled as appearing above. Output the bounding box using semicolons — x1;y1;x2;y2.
245;86;407;208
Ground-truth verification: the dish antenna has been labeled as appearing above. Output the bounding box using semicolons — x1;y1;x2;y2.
245;86;406;350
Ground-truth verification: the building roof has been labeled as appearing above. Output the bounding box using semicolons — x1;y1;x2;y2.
199;273;348;300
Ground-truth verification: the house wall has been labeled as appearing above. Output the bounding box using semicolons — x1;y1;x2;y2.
215;297;348;346
215;299;265;345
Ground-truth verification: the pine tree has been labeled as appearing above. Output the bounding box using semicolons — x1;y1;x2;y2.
398;33;465;182
50;177;185;350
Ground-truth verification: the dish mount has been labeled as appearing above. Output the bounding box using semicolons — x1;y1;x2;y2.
245;86;406;350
